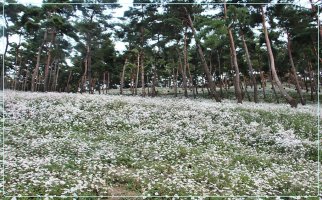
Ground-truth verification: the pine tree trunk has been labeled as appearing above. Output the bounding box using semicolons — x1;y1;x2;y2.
177;47;188;97
87;45;93;94
54;65;59;91
44;31;56;92
13;46;21;91
66;70;72;93
241;33;258;103
184;7;221;102
32;30;48;92
225;3;242;103
183;31;189;97
260;71;266;99
268;59;279;103
107;71;110;93
82;50;88;93
141;52;146;97
261;6;297;107
173;62;178;97
152;64;156;97
135;53;140;95
120;58;127;95
287;33;305;105
308;60;316;102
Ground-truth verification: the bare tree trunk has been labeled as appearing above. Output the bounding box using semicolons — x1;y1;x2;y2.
260;71;266;99
187;61;196;98
184;7;221;102
120;58;127;95
44;30;56;92
173;61;178;97
241;33;258;103
268;58;279;103
54;64;60;91
225;3;242;103
261;6;297;107
66;70;72;93
308;60;316;102
183;31;189;97
135;54;140;95
32;30;48;92
23;70;29;91
177;46;188;97
141;52;146;97
130;69;134;95
87;45;93;94
107;71;110;93
81;46;89;93
151;64;157;97
287;33;305;105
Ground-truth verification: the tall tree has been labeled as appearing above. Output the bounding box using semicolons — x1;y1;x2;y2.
260;5;297;107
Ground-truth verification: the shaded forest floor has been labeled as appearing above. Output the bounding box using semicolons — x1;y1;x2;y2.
1;90;321;198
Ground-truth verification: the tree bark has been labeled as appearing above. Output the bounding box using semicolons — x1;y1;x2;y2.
308;60;316;102
44;30;56;92
261;6;297;107
225;3;242;103
141;51;146;97
268;57;279;103
241;33;258;103
287;33;305;105
54;64;60;91
120;58;127;95
177;46;188;97
31;30;48;92
151;64;157;97
66;70;72;93
135;53;140;95
184;7;221;102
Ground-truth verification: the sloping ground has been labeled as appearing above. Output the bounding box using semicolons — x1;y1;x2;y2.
1;90;320;197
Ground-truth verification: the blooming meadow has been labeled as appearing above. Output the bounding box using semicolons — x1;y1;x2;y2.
1;91;320;197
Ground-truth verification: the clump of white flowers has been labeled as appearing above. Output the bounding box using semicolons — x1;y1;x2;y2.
2;90;318;197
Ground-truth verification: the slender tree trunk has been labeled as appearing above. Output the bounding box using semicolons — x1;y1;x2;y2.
225;3;242;103
82;49;89;93
268;58;279;103
216;51;223;98
177;47;188;97
107;71;110;93
13;41;21;90
44;30;56;92
152;64;156;97
66;70;72;93
32;30;48;92
130;69;134;95
261;6;297;107
54;64;60;91
173;61;178;97
308;60;316;102
120;58;127;95
184;7;221;102
141;52;146;97
287;33;305;105
260;71;266;99
135;53;140;95
187;61;196;98
87;45;93;94
241;33;258;103
102;72;106;94
243;76;251;101
183;31;189;97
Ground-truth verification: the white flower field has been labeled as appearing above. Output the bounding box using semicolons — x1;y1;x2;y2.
1;91;321;198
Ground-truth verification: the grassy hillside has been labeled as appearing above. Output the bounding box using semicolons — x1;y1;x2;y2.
2;90;320;198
